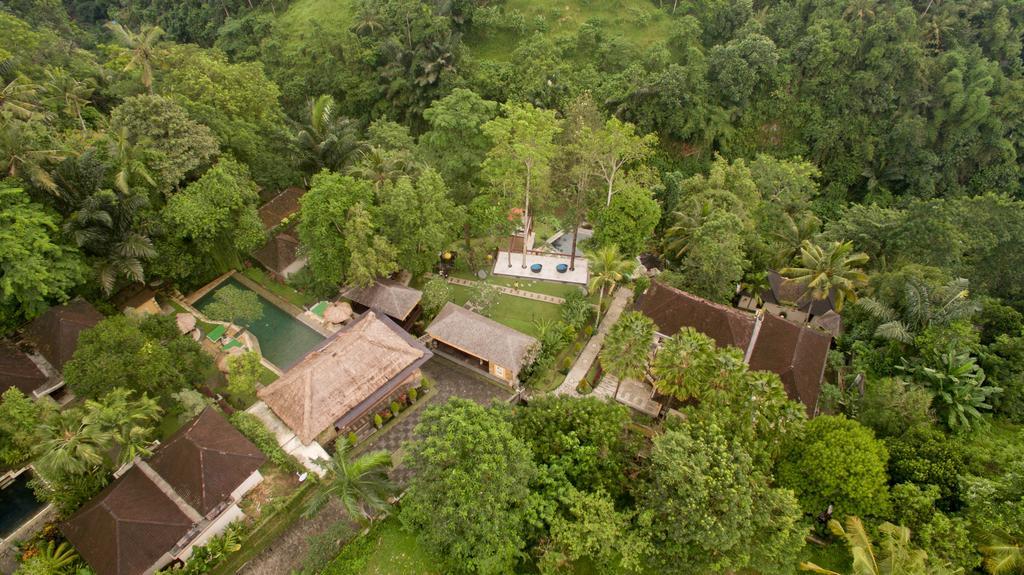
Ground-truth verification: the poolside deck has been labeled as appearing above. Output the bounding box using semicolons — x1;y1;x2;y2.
492;251;589;285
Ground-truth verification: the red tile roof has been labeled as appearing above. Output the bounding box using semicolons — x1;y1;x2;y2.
25;299;103;371
0;341;48;395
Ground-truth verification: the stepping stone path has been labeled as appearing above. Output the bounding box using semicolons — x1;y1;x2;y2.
446;276;566;304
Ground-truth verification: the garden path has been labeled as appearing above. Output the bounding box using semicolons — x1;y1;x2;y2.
552;287;631;397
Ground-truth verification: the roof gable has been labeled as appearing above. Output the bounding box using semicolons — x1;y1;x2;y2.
252;232;300;274
63;467;193;575
258;187;305;229
635;281;755;351
340;279;422;321
0;341;48;395
147;408;266;515
425;303;539;375
25;299;103;371
747;313;832;414
257;312;430;443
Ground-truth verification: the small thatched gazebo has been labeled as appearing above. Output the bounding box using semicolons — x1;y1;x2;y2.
425;303;538;384
176;313;197;334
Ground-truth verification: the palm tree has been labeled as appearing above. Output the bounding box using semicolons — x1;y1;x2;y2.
83;388;162;466
903;349;996;433
781;240;869;312
801;516;959;575
303;442;396;524
104;22;164;94
857;277;978;344
296;95;360;173
107;125;155;195
587;244;635;329
843;0;877;22
0;114;65;193
770;211;822;267
650;327;720;408
35;408;114;476
662;198;715;263
0;76;40;119
43;67;93;130
980;541;1024;574
348;146;413;195
353;8;383;34
599;311;655;397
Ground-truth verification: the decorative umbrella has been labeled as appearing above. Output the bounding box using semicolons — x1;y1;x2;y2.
176;313;197;334
324;301;353;324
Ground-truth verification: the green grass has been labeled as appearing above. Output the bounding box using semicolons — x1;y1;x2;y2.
323;517;438;575
241;267;317;308
465;0;675;62
447;283;562;338
274;0;355;40
801;539;852;573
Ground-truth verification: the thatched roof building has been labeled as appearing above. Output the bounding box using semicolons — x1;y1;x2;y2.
340;279;422;325
257;311;432;444
25;299;103;372
63;408;265;575
425;303;538;383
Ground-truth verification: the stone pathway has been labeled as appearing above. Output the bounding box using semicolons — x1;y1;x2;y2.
447;276;566;305
553;287;632;397
236;357;511;574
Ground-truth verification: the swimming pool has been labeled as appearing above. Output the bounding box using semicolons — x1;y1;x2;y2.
0;470;46;540
194;277;324;370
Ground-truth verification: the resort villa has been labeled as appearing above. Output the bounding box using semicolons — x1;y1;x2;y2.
340;279;423;330
62;408;266;575
256;310;432;447
425;302;539;385
252;187;307;280
635;280;833;415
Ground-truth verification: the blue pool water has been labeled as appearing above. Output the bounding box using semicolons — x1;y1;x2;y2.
195;277;324;370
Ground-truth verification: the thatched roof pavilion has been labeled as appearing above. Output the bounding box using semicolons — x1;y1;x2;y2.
425;303;538;383
257;311;431;444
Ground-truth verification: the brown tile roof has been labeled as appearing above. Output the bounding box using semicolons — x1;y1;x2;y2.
426;303;539;378
0;341;48;395
340;279;422;322
62;409;265;575
636;280;832;414
748;313;832;415
62;466;193;575
25;299;103;371
147;407;266;515
258;311;432;444
635;281;755;350
258;187;305;229
252;232;300;275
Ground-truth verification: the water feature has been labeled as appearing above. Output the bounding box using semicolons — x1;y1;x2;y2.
0;470;46;540
549;228;591;256
194;277;324;370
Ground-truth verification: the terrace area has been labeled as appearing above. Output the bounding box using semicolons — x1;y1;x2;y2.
492;250;589;285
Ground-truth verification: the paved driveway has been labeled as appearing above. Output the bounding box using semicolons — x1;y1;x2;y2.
238;356;511;575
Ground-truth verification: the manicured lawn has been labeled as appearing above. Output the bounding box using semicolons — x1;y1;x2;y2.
323;517;438;575
447;283;562;339
450;270;593;301
241;267;317;308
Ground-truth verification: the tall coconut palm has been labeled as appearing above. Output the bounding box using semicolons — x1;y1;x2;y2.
296;94;360;173
587;244;635;329
599;311;655;396
662;198;715;263
980;541;1024;574
83;388;162;466
781;240;869;312
104;22;164;94
770;211;821;268
0;76;40;119
348;146;413;195
800;516;958;575
0;114;65;193
303;442;396;523
857;277;978;344
43;67;93;130
107;125;155;195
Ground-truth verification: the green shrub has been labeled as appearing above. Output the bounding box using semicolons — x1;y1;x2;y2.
390;401;401;416
374;414;383;428
409;387;418;402
421;376;434;390
347;432;358;446
229;412;302;473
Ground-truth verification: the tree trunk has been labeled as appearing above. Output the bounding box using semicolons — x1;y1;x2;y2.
606;173;615;207
521;165;531;268
507;232;514;267
595;286;604;330
569;221;579;271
